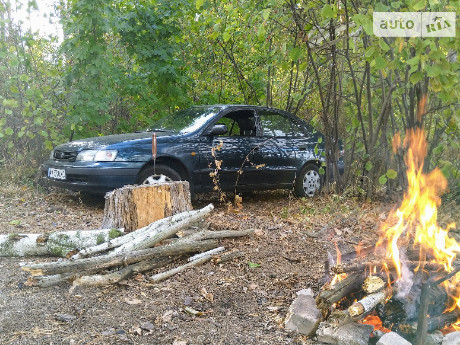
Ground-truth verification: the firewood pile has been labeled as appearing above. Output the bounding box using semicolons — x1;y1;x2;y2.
20;204;253;290
312;244;460;344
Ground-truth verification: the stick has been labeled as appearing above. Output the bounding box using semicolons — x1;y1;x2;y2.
212;250;245;264
188;247;225;262
149;249;216;284
185;229;255;241
331;260;446;275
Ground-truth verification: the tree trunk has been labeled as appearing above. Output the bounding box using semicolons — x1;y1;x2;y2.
0;228;123;257
101;182;192;232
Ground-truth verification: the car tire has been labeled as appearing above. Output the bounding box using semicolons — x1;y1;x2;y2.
295;163;322;197
136;165;182;185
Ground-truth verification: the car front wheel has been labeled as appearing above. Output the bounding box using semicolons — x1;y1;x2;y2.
136;165;181;185
295;163;322;197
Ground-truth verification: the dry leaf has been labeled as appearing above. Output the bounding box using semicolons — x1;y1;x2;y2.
183;307;203;316
254;229;265;236
124;298;142;305
172;340;187;345
200;287;214;302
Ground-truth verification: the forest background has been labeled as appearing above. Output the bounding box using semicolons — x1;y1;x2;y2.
0;0;458;200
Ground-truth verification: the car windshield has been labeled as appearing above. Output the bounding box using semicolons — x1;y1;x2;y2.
151;107;221;134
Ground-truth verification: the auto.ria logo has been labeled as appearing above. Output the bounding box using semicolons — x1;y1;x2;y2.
373;12;455;37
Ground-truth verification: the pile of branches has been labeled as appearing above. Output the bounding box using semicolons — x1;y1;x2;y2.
21;204;252;290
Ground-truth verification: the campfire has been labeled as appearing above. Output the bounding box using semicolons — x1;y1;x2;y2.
314;123;459;343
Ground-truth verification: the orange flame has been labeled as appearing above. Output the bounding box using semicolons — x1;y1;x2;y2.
377;124;460;319
331;242;347;285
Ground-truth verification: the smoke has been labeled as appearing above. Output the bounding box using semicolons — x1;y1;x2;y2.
395;250;414;299
394;249;421;319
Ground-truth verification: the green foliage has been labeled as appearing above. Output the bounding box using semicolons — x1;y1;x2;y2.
0;0;458;199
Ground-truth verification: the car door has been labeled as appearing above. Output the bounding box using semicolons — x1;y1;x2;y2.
253;109;314;187
197;108;265;192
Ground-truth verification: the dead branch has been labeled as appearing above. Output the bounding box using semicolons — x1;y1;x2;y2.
149;253;214;284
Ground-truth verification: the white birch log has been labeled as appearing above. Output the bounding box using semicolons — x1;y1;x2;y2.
149;255;212;284
110;204;214;255
188;247;225;262
71;204;214;259
348;291;387;317
0;229;123;257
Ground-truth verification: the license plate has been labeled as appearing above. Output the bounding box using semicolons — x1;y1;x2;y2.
48;168;66;180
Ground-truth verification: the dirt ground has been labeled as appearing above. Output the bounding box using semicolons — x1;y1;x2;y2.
0;183;458;345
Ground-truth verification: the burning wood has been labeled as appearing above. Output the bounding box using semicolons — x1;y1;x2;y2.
363;275;385;294
316;272;365;313
331;260;446;275
348;290;388;318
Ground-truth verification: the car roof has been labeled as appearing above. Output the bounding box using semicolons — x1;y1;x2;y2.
192;104;290;114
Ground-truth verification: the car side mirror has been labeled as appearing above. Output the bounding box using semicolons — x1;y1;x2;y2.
206;124;228;136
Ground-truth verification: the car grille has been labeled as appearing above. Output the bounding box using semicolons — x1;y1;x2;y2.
53;150;78;162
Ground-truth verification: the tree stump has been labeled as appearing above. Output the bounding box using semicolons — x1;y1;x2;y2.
101;182;192;232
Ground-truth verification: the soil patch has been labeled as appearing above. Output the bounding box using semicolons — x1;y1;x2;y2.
0;184;440;345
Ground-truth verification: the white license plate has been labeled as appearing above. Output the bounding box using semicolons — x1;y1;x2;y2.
48;168;66;180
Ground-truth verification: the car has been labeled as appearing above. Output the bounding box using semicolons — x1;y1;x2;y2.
41;105;344;197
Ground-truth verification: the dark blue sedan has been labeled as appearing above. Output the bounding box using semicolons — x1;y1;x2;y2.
41;105;343;197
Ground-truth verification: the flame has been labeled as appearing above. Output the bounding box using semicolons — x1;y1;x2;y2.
377;124;460;319
360;314;391;334
331;242;347;285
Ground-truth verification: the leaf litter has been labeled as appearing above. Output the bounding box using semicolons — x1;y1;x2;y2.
0;184;458;344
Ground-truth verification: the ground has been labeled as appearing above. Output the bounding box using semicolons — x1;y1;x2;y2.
0;183;458;345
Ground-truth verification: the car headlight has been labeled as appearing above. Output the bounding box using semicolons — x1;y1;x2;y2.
76;150;118;162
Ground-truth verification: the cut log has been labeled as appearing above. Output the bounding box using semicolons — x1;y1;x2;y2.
101;182;192;232
363;275;385;294
72;204;214;259
316;272;365;313
22;239;218;276
348;290;388;318
0;229;123;257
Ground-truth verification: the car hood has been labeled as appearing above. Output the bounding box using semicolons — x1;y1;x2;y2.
54;131;174;152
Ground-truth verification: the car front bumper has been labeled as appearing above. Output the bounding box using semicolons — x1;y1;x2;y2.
41;160;145;194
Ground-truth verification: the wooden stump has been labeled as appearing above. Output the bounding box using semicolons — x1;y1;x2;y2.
101;182;192;232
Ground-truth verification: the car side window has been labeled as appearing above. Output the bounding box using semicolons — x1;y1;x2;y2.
259;111;305;137
216;117;240;136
